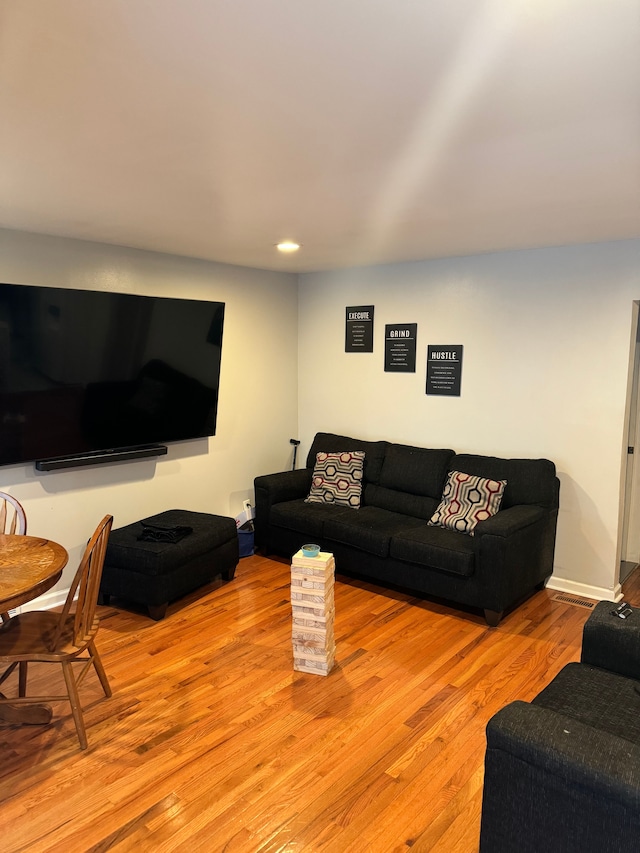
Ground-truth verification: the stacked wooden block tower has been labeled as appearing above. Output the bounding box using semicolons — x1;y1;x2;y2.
290;549;335;676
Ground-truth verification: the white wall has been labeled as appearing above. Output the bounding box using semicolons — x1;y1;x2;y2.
298;240;640;599
0;228;298;601
3;230;638;604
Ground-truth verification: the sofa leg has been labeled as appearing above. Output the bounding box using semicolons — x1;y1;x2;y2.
484;609;503;627
222;565;237;581
148;603;167;621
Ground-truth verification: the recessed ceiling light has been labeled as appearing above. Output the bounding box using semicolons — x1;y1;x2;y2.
276;241;300;253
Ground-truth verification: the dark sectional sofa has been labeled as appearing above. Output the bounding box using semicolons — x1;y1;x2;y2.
480;601;640;852
254;432;560;626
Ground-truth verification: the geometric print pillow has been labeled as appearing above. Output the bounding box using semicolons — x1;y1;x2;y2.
305;451;365;508
428;470;507;536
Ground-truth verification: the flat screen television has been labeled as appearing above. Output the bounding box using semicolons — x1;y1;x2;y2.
0;283;225;469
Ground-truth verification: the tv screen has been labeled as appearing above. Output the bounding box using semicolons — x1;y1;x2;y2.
0;283;225;467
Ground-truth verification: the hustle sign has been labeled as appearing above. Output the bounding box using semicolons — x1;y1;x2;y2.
426;345;463;396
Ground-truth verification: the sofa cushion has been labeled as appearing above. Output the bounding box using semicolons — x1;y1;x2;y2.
379;443;455;499
305;450;365;508
533;661;640;746
270;499;353;538
389;525;476;577
324;507;425;558
450;454;558;510
306;433;388;485
428;470;506;536
365;484;439;520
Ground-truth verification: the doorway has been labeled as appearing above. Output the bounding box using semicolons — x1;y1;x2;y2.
621;301;640;581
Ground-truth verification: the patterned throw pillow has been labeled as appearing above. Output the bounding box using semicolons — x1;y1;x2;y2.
305;451;365;508
428;470;506;536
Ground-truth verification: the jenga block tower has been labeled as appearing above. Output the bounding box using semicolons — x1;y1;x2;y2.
291;549;335;675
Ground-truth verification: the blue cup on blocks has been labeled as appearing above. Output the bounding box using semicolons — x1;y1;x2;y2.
302;544;320;558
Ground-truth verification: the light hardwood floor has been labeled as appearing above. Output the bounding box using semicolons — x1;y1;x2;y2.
1;555;638;853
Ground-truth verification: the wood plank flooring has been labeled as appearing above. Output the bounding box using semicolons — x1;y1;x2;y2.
1;555;638;853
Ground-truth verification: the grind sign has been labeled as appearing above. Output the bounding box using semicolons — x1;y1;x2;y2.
384;324;417;372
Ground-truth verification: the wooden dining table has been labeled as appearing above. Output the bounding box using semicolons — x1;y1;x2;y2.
0;533;69;725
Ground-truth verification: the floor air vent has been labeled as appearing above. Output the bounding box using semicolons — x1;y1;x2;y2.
551;593;596;610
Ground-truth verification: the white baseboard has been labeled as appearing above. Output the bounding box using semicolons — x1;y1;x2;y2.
545;575;623;603
7;576;626;616
13;587;70;615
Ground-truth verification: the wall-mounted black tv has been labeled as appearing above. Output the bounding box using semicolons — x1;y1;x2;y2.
0;283;225;469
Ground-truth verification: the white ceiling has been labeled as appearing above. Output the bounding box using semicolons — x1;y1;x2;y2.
0;0;639;273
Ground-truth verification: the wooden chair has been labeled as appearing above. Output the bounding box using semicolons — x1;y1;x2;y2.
0;515;113;749
0;491;27;536
0;491;27;622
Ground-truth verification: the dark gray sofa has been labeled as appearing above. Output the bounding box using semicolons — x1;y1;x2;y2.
480;600;640;852
254;432;560;625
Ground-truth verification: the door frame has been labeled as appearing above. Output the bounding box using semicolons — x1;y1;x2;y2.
619;301;640;576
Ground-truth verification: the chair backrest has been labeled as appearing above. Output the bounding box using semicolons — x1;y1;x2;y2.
53;515;113;650
0;492;27;535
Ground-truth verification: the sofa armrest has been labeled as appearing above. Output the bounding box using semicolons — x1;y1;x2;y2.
254;468;312;552
254;468;312;504
475;504;546;537
472;505;557;615
581;600;640;681
481;700;640;852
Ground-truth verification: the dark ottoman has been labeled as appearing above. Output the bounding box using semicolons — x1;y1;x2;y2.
99;509;239;620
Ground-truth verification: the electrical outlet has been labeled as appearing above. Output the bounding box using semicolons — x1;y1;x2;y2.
243;499;252;516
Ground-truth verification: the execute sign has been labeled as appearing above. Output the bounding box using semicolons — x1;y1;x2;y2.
345;305;375;352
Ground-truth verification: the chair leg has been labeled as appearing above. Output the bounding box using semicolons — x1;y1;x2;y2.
18;662;27;696
1;611;9;622
61;660;88;750
89;640;112;698
0;661;19;688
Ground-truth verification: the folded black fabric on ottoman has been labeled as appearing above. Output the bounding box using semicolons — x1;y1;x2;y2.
137;521;193;543
99;509;239;620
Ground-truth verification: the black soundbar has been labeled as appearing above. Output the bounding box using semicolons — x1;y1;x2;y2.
34;444;168;472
